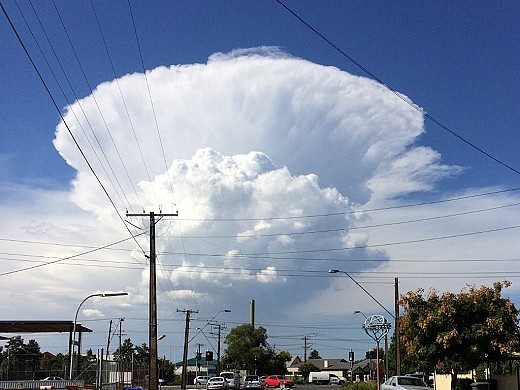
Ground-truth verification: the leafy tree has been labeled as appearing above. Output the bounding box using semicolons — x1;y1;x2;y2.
309;350;321;359
299;362;320;379
114;338;135;362
113;338;149;366
224;324;291;374
399;282;520;385
0;336;41;380
134;343;150;366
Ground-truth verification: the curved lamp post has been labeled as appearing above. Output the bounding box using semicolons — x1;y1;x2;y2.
328;269;394;319
69;292;128;380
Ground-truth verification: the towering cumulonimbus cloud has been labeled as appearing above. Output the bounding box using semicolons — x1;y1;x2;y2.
54;47;458;217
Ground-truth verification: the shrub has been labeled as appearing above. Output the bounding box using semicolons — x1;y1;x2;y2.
345;382;378;390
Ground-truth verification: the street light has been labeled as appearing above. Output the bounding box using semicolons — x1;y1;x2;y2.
354;310;367;319
69;292;128;380
328;269;394;319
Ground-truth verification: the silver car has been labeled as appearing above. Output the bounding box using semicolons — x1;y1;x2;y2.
244;375;263;390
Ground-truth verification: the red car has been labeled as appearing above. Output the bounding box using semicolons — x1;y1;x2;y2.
264;375;293;388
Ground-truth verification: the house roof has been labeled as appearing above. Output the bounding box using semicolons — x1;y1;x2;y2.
287;356;302;367
289;358;350;370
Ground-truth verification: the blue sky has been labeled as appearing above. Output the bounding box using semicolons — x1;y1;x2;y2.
1;0;519;363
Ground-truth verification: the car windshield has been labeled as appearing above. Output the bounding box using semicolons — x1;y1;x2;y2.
399;377;427;387
221;373;234;379
245;376;258;381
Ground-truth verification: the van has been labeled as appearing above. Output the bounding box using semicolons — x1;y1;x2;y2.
221;371;241;390
308;372;330;385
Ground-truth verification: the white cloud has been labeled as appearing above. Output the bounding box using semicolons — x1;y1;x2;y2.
82;309;104;318
3;48;518;358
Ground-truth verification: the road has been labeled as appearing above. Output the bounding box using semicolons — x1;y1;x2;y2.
161;384;344;390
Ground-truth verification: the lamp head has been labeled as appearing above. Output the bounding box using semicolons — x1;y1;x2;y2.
101;292;128;297
328;269;340;274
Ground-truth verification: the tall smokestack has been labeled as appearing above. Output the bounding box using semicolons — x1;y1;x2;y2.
250;299;255;328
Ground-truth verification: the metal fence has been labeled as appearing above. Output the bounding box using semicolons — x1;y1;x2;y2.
0;380;84;389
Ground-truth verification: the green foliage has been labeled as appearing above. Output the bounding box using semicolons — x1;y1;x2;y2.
113;338;149;365
0;336;42;380
345;381;377;390
298;362;320;379
453;378;473;390
399;281;520;374
309;349;321;359
224;324;291;374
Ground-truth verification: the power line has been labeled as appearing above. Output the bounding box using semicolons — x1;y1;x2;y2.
51;0;136;212
0;233;145;276
0;1;147;258
275;0;520;177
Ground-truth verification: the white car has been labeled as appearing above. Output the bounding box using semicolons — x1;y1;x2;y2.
195;376;210;385
381;376;431;390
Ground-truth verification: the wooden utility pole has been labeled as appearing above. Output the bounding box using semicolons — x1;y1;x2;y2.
395;277;401;376
209;322;226;375
127;211;178;390
178;308;198;390
304;336;307;362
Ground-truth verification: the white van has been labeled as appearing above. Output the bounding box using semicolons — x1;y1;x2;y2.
221;371;241;390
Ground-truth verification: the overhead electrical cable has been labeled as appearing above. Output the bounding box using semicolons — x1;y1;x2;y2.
0;1;146;257
128;0;177;203
52;0;137;212
173;187;520;222
89;0;149;212
20;0;131;211
125;0;160;205
160;201;520;240
158;223;520;258
275;0;520;177
126;0;192;311
4;247;520;266
0;232;146;276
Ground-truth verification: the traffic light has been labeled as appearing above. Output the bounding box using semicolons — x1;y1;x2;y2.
206;350;213;361
365;350;376;359
348;350;354;362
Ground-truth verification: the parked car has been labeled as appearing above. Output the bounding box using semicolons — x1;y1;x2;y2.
244;375;263;390
42;377;64;381
221;371;241;390
207;377;229;390
195;376;210;385
264;375;294;388
259;376;267;387
381;376;431;390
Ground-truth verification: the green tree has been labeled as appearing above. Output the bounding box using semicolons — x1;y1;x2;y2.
224;324;291;374
114;338;135;362
299;362;320;380
309;350;321;359
25;339;41;378
399;281;520;385
134;343;150;366
0;336;41;380
113;338;149;366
